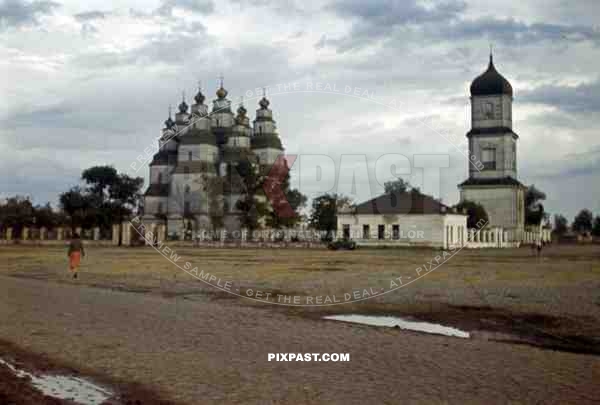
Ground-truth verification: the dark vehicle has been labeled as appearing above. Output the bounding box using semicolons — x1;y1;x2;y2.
328;239;357;250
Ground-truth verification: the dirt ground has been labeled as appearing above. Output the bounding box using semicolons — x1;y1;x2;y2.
0;244;599;403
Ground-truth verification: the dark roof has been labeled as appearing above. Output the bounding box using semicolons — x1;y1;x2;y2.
352;191;450;215
459;177;525;187
222;147;255;163
179;130;217;145
251;134;283;150
467;126;519;139
149;151;177;166
470;55;513;97
144;183;169;197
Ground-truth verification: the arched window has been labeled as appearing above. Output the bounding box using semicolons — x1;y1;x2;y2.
185;185;190;194
188;151;193;161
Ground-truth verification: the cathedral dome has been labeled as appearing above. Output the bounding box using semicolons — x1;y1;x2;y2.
216;86;228;99
470;54;513;97
259;96;270;109
178;99;189;113
194;89;205;104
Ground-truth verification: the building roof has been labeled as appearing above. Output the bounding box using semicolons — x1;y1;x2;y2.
459;176;525;187
149;151;177;166
144;183;169;197
466;126;519;139
251;134;283;150
351;191;450;215
179;129;217;145
470;54;513;97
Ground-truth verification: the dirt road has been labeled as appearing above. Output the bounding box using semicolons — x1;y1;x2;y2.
0;275;598;404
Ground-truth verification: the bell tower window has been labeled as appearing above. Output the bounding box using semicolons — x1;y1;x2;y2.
482;147;496;170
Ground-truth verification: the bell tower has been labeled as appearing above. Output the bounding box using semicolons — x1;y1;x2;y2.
459;53;526;236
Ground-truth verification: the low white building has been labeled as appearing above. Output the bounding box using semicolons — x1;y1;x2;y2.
337;191;467;249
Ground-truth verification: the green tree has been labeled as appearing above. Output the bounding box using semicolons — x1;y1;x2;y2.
80;166;143;241
203;175;225;237
572;209;593;233
384;178;411;194
0;196;34;236
525;185;547;225
33;202;63;229
452;200;489;229
553;214;568;236
235;160;268;239
309;193;351;241
59;187;91;231
591;216;600;237
81;166;118;197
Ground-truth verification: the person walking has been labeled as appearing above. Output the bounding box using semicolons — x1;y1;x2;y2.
68;233;85;279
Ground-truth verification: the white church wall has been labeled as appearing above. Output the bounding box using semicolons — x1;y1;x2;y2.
227;136;250;148
471;135;516;179
254;121;276;134
178;144;219;162
144;196;168;216
461;187;519;229
169;173;213;214
211;113;234;127
336;214;461;248
150;166;170;184
471;94;512;129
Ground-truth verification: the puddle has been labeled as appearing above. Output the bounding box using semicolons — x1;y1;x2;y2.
0;358;113;405
324;314;470;339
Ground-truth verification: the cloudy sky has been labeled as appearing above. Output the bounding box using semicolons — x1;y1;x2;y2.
1;0;599;221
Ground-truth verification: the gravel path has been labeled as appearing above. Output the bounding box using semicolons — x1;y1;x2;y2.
0;275;598;404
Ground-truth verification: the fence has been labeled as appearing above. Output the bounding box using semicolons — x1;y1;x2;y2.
465;227;552;249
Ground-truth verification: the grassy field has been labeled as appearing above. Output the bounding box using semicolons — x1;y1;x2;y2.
2;243;599;319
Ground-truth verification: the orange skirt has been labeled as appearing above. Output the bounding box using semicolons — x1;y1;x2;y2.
69;251;81;271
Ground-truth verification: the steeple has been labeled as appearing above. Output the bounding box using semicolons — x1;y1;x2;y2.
216;74;228;99
258;87;270;109
178;91;189;113
470;52;513;97
164;105;175;129
194;81;205;105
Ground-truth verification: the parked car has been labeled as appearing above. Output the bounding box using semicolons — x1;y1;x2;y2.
328;239;357;250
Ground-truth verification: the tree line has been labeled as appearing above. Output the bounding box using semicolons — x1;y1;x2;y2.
0;166;144;238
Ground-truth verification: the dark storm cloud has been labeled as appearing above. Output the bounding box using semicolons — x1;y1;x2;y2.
435;17;600;45
325;0;600;52
331;0;466;25
520;80;600;113
0;0;59;29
